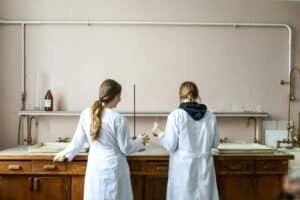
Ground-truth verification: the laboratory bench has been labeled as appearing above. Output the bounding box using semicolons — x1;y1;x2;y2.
0;145;293;200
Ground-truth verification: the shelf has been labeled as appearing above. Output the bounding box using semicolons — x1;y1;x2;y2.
18;110;269;118
19;110;81;117
213;112;269;118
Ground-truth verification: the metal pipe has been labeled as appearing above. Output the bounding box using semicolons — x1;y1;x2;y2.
26;116;34;145
21;23;26;110
133;84;136;139
287;67;300;139
247;117;258;143
277;67;300;147
17;115;24;144
289;67;300;101
298;112;300;138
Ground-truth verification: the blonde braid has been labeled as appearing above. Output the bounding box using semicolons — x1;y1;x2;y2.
90;79;122;140
90;100;104;140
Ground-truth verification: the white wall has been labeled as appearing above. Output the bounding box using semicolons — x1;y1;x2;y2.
0;0;300;149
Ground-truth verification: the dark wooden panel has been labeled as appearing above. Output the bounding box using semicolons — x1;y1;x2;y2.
215;160;254;174
32;161;67;173
0;175;31;200
255;160;288;174
131;175;144;200
255;175;283;200
71;176;84;200
67;162;86;175
144;176;168;200
32;176;70;200
0;161;31;174
142;160;169;174
128;160;142;172
217;175;256;200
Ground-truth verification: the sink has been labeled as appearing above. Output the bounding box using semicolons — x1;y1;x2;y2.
217;143;276;154
280;148;300;170
28;142;89;153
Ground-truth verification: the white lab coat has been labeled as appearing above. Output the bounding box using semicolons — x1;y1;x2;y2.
60;108;144;200
159;109;219;200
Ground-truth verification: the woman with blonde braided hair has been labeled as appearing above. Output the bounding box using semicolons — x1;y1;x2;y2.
54;79;149;200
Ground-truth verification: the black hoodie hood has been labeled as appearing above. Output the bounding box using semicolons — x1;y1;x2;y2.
179;102;207;121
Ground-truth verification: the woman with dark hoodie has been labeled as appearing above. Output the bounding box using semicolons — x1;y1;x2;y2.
152;81;219;200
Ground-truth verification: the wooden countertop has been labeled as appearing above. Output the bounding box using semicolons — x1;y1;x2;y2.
0;145;293;161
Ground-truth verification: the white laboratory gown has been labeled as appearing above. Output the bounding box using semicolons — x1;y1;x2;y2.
159;109;219;200
60;108;144;200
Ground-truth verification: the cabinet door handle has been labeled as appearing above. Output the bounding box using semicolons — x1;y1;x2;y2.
8;164;22;170
262;165;275;170
226;164;243;171
28;177;33;191
156;166;168;171
282;161;288;165
33;178;40;192
43;164;57;170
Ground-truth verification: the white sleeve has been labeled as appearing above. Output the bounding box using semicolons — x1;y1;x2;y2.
159;113;179;154
61;112;88;161
212;115;220;148
116;116;144;155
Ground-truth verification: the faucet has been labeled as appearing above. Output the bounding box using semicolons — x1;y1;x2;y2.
247;117;258;143
278;67;300;148
220;137;229;143
23;116;35;145
56;137;71;143
289;67;300;101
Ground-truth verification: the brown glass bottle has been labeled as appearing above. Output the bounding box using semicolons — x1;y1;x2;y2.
44;89;53;111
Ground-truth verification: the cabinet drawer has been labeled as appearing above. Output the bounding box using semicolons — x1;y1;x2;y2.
67;162;86;174
128;160;142;172
142;161;169;174
0;161;31;173
32;161;66;173
216;160;254;174
255;160;288;173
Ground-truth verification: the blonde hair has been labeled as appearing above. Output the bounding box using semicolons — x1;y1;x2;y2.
90;79;121;140
179;81;199;101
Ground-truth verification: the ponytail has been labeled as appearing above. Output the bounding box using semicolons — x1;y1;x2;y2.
90;79;122;140
90;100;104;140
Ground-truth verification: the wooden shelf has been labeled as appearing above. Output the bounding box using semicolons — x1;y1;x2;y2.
18;110;269;118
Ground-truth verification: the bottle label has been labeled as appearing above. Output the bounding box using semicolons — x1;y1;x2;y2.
45;100;52;107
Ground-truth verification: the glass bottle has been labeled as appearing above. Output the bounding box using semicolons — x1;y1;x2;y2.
44;89;53;111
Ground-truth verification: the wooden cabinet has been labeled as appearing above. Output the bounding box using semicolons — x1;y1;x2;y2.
215;157;290;200
144;175;167;200
0;160;74;200
31;176;69;200
0;175;69;200
0;154;293;200
128;158;168;200
0;175;31;200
